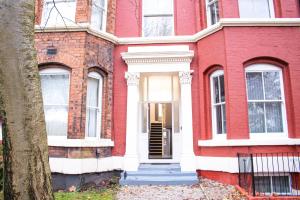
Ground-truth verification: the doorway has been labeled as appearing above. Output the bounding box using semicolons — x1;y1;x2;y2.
148;103;172;159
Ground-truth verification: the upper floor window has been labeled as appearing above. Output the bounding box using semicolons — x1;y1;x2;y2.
142;0;174;37
85;72;103;139
210;70;226;136
40;68;70;136
206;0;219;26
238;0;274;18
42;0;77;26
245;64;287;135
91;0;107;31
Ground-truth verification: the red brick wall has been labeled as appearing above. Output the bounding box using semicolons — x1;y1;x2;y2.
35;31;114;157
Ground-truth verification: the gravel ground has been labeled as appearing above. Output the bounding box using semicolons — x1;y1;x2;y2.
116;177;246;200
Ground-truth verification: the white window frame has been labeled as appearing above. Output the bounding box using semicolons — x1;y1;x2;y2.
238;0;275;19
245;64;288;139
142;0;175;37
210;70;226;139
40;68;70;139
41;0;77;26
85;72;103;140
90;0;108;32
206;0;219;26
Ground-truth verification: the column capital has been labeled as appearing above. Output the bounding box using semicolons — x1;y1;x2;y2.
125;72;140;86
179;71;193;85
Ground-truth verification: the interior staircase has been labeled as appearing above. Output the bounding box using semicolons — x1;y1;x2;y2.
149;122;163;158
119;164;198;185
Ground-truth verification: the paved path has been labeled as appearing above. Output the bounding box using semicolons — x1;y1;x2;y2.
116;178;244;200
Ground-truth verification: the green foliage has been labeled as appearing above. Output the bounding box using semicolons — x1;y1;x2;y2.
54;189;115;200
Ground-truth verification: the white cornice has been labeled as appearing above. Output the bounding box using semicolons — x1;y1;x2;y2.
198;138;300;147
121;45;194;64
35;18;300;45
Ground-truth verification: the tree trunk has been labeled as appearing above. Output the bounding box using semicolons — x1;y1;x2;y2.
0;0;54;199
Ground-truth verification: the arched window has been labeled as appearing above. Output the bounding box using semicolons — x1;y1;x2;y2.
40;68;70;136
245;64;287;135
85;72;103;138
210;70;226;137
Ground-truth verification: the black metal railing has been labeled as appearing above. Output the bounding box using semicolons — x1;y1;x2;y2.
238;152;300;197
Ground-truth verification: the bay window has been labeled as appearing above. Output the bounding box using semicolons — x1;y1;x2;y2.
42;0;77;26
91;0;107;31
245;64;287;135
206;0;219;26
210;70;226;136
142;0;174;37
40;68;70;136
85;72;103;138
238;0;274;18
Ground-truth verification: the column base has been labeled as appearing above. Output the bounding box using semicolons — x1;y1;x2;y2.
123;155;139;171
180;154;197;172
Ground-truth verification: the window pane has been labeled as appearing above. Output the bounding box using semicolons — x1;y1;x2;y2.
93;0;105;8
272;176;291;194
213;77;219;103
40;73;69;136
148;76;172;101
222;104;226;133
144;16;173;37
215;105;222;134
173;101;180;133
254;176;271;193
143;0;173;15
238;0;271;18
220;75;225;102
91;5;104;31
43;0;76;26
246;72;264;100
87;77;99;107
209;2;219;25
86;108;97;137
44;106;68;136
263;71;281;100
248;102;265;133
265;102;283;133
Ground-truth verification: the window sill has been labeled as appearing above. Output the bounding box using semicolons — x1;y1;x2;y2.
48;138;114;147
198;138;300;147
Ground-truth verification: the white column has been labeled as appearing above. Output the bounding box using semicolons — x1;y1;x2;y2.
179;71;196;172
124;72;140;171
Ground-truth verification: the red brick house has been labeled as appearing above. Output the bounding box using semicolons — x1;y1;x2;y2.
1;0;300;195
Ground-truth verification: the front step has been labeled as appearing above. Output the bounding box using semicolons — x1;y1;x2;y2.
119;164;198;186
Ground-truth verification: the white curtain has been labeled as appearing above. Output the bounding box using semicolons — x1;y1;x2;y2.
86;76;102;137
208;0;219;25
246;71;283;133
42;0;77;26
91;0;106;31
238;0;271;18
40;73;70;136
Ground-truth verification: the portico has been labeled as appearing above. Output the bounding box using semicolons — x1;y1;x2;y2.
121;45;196;172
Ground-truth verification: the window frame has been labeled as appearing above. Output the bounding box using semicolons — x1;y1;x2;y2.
41;0;77;26
90;0;108;32
39;68;71;139
142;0;175;37
206;0;220;26
238;0;275;19
85;71;104;140
210;70;226;139
245;64;288;138
254;174;292;195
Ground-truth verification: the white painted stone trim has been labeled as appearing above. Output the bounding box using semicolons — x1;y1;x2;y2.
198;138;300;147
49;155;300;174
35;18;300;45
48;138;114;147
49;156;123;174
